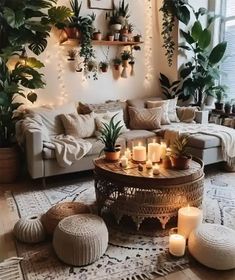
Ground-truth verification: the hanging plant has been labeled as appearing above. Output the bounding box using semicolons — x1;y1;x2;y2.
159;0;191;67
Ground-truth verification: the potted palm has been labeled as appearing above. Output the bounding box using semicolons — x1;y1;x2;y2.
0;0;71;183
98;114;123;161
64;0;82;39
170;135;192;170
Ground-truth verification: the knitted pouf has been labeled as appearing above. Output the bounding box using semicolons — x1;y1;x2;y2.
188;223;235;270
53;214;108;266
14;215;46;243
42;202;90;235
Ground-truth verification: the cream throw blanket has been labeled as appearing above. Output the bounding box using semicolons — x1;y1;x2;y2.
16;115;92;167
163;123;235;166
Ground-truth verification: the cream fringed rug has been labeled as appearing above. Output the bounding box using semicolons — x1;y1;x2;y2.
5;168;235;280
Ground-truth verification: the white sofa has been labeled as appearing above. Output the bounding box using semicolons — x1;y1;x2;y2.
22;97;224;180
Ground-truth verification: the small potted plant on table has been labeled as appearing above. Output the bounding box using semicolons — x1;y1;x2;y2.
98;114;123;161
170;135;192;170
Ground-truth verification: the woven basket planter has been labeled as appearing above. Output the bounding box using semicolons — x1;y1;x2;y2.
53;214;108;266
42;202;90;235
14;215;46;244
188;223;235;270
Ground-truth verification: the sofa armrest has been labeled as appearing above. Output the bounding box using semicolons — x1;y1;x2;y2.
195;111;209;124
25;129;44;179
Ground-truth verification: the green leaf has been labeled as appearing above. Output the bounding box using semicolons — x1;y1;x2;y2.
191;21;203;41
180;30;195;45
27;92;38;103
198;29;211;49
177;6;190;25
3;8;25;28
26;57;45;69
159;73;170;88
209;42;227;65
180;66;194;79
48;6;73;25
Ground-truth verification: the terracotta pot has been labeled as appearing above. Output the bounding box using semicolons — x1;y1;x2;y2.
215;102;224;110
122;60;129;67
93;32;102;40
104;150;120;161
133;35;141;42
114;64;120;71
101;66;108;73
108;35;114;41
64;27;79;39
0;146;20;183
170;155;192;170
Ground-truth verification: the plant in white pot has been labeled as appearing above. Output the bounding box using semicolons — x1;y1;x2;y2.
170;135;192;170
98;114;123;161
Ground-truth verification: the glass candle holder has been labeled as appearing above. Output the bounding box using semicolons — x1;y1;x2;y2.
169;227;186;257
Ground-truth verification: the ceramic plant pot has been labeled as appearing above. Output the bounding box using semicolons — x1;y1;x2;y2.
170;155;192;170
104;150;120;161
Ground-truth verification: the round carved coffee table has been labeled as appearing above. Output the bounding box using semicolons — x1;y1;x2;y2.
94;157;204;230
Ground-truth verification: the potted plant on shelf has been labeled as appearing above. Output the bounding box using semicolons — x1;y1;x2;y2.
0;0;71;183
133;34;142;42
113;57;122;71
93;30;102;41
98;114;123;161
170;135;192;170
99;61;109;73
214;85;227;110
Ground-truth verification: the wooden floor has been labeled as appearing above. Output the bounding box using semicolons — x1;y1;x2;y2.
0;177;235;280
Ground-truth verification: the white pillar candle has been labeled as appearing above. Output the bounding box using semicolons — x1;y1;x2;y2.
132;142;146;162
124;148;132;160
120;156;128;168
160;142;167;159
169;233;186;257
152;164;160;175
178;206;203;238
146;160;153;169
148;140;161;163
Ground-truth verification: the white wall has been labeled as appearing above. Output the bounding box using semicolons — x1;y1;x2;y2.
33;0;163;107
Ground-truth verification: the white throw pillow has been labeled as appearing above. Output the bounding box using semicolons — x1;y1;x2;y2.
60;112;96;138
95;109;129;135
28;103;77;136
146;100;171;125
168;98;180;122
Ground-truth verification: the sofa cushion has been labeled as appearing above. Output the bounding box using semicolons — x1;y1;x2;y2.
121;130;156;141
146;100;171;125
128;107;162;130
188;134;221;149
60;113;96;138
126;97;161;108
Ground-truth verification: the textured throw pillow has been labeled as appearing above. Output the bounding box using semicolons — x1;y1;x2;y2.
147;100;171;125
128;107;162;130
95;110;129;135
168;98;180;122
28;103;77;136
177;106;198;123
77;102;92;115
60;112;95;138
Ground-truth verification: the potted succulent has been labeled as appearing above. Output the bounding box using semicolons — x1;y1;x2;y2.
133;34;142;42
113;57;122;71
121;50;131;66
67;49;78;61
93;30;102;41
99;61;109;73
214;85;227;110
170;135;192;170
98;114;123;161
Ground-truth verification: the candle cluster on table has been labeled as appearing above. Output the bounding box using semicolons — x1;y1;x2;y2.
169;205;203;257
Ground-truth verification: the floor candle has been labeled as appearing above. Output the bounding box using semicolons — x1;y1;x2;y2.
169;228;186;257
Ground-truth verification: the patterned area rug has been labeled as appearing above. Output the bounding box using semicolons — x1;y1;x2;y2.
6;168;235;280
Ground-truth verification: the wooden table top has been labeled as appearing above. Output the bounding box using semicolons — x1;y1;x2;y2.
94;157;204;186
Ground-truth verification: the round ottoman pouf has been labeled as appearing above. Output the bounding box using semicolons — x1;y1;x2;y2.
188;223;235;270
42;202;90;235
14;215;46;243
53;214;108;266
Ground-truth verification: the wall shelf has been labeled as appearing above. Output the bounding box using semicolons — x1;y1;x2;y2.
60;39;144;47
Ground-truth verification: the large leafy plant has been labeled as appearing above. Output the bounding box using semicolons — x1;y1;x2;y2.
179;11;227;106
98;114;123;153
159;73;182;99
0;0;71;147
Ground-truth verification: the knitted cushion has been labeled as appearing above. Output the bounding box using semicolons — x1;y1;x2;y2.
42;202;90;235
53;214;108;266
188;223;235;270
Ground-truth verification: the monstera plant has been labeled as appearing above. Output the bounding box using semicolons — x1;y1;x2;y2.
0;0;71;182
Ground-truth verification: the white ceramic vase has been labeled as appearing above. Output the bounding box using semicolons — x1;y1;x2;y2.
14;215;46;244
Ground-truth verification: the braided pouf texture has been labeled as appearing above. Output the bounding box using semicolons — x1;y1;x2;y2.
14;215;46;244
53;214;109;266
188;223;235;270
42;202;90;235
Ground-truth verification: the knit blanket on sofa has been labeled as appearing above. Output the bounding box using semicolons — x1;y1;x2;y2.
16;115;92;167
163;123;235;167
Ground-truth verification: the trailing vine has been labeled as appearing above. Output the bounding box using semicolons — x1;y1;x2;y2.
159;0;191;67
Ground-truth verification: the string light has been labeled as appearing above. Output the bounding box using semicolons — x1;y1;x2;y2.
144;0;154;86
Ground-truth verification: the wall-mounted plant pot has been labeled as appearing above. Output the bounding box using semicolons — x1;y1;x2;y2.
129;62;135;76
101;66;108;73
215;102;224;110
93;32;102;41
111;24;122;31
122;60;129;67
133;35;142;42
64;27;79;39
114;64;121;71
